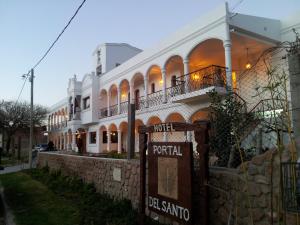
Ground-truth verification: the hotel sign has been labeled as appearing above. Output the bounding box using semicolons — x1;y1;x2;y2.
148;141;193;224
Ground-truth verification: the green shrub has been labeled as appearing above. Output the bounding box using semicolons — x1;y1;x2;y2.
26;168;162;225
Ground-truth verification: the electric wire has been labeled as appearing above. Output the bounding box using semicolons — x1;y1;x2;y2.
14;0;87;104
32;0;87;70
230;0;244;12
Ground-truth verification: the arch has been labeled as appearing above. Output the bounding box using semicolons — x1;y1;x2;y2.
99;125;107;153
99;89;108;111
76;128;87;154
109;84;118;107
146;65;162;94
119;79;130;102
187;38;225;72
189;109;210;123
147;116;162;125
134;119;144;152
119;121;128;153
165;112;186;142
164;55;184;90
131;73;145;108
165;112;185;123
147;116;162;141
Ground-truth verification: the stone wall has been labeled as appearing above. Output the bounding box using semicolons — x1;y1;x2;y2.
209;149;297;225
37;152;140;208
38;150;298;225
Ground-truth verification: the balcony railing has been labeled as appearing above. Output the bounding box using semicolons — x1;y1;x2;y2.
147;90;163;108
135;96;147;111
109;104;118;117
179;65;226;94
99;107;108;119
120;101;129;114
166;84;185;102
98;65;226;118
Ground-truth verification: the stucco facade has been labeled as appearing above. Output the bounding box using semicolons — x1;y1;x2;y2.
47;3;300;154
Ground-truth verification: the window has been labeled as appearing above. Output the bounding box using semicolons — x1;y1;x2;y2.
111;131;118;143
171;75;177;87
83;97;90;109
102;131;118;143
103;131;108;143
151;83;155;93
96;65;102;76
89;132;96;144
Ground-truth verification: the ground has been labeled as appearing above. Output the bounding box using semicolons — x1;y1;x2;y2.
0;169;161;225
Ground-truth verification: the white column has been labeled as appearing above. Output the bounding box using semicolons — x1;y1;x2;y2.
162;68;167;103
107;93;111;117
224;3;232;89
64;133;67;150
60;135;62;149
223;40;232;89
72;95;76;119
72;133;76;151
144;76;149;108
117;129;122;153
183;58;190;93
107;129;111;152
117;86;121;114
130;84;134;104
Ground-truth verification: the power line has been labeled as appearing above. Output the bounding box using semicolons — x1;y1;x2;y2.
231;0;245;12
32;0;87;70
15;70;31;105
14;0;87;104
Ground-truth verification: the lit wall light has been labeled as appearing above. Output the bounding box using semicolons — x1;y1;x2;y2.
245;48;251;70
121;93;126;100
192;74;200;80
159;79;163;85
232;71;237;90
245;63;252;70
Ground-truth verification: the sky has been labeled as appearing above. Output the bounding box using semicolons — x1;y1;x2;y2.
1;0;300;108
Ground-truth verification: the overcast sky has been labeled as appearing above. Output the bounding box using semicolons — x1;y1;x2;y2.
1;0;300;107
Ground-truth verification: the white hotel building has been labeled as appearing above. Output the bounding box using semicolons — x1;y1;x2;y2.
47;3;300;154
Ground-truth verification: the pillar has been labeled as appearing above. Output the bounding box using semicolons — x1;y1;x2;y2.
117;86;121;114
107;128;111;152
117;129;122;153
183;58;190;93
107;93;111;117
224;3;232;89
162;68;167;103
144;76;149;108
130;84;134;104
72;133;76;151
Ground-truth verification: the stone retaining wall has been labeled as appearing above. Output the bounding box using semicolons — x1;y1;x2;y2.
209;150;297;225
37;152;140;208
38;151;298;225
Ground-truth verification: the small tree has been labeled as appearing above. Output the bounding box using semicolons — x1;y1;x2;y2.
0;101;48;153
208;90;255;167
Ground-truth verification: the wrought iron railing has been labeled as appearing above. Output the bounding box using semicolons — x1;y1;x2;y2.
109;104;118;116
147;90;163;108
99;107;108;119
165;83;185;102
135;96;147;111
120;101;129;114
175;65;226;94
281;162;300;213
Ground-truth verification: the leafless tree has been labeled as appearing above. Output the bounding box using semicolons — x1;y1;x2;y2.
0;100;48;153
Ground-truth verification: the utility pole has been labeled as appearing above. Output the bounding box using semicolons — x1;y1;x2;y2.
29;68;34;168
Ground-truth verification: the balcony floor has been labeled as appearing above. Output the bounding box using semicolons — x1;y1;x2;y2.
171;86;226;103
